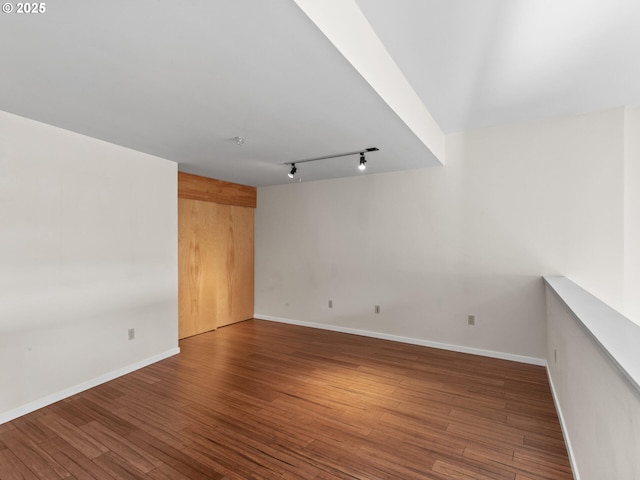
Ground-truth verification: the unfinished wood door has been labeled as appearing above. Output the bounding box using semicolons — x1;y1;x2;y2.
178;198;254;339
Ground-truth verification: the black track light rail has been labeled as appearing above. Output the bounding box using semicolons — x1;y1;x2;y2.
284;147;379;166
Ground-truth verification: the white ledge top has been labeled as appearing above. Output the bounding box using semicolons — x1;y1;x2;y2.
544;276;640;394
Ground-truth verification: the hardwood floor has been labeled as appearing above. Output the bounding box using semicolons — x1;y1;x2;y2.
0;320;573;479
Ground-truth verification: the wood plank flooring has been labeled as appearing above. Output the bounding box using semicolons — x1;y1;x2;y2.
0;320;573;479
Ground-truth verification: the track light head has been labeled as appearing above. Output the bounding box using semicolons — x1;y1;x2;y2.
288;164;297;178
358;153;367;171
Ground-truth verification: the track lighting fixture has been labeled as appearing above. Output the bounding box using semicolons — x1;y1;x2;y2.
359;152;367;171
285;147;378;178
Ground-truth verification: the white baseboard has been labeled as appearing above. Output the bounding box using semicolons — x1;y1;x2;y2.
546;368;581;480
0;347;180;425
254;314;545;366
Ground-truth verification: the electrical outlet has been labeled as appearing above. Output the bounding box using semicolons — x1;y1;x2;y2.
374;305;381;314
328;300;333;308
128;328;135;341
467;315;475;326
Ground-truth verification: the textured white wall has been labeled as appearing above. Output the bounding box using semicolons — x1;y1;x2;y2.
255;108;625;360
0;111;178;420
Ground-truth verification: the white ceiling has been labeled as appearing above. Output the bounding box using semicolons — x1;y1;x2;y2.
357;0;640;133
1;0;639;187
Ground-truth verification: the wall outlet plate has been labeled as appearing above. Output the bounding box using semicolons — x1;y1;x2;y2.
468;315;475;325
128;328;135;340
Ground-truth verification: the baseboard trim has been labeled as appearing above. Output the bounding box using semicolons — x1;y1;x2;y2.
254;314;545;366
0;347;180;425
546;368;581;480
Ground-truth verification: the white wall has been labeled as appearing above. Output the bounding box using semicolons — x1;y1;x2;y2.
546;282;640;480
0;111;178;422
624;106;640;324
255;108;625;361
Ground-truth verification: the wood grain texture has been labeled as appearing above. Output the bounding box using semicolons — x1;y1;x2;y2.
178;172;256;208
178;198;254;338
214;204;254;328
178;198;218;338
0;320;573;479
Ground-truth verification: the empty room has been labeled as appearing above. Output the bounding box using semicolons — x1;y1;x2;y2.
1;1;639;479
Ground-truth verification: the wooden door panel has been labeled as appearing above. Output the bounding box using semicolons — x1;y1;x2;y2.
216;205;254;328
179;198;254;338
178;198;218;338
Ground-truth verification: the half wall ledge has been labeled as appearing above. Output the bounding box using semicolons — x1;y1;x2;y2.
544;275;640;394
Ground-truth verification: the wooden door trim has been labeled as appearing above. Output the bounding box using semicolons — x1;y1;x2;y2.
178;172;256;208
